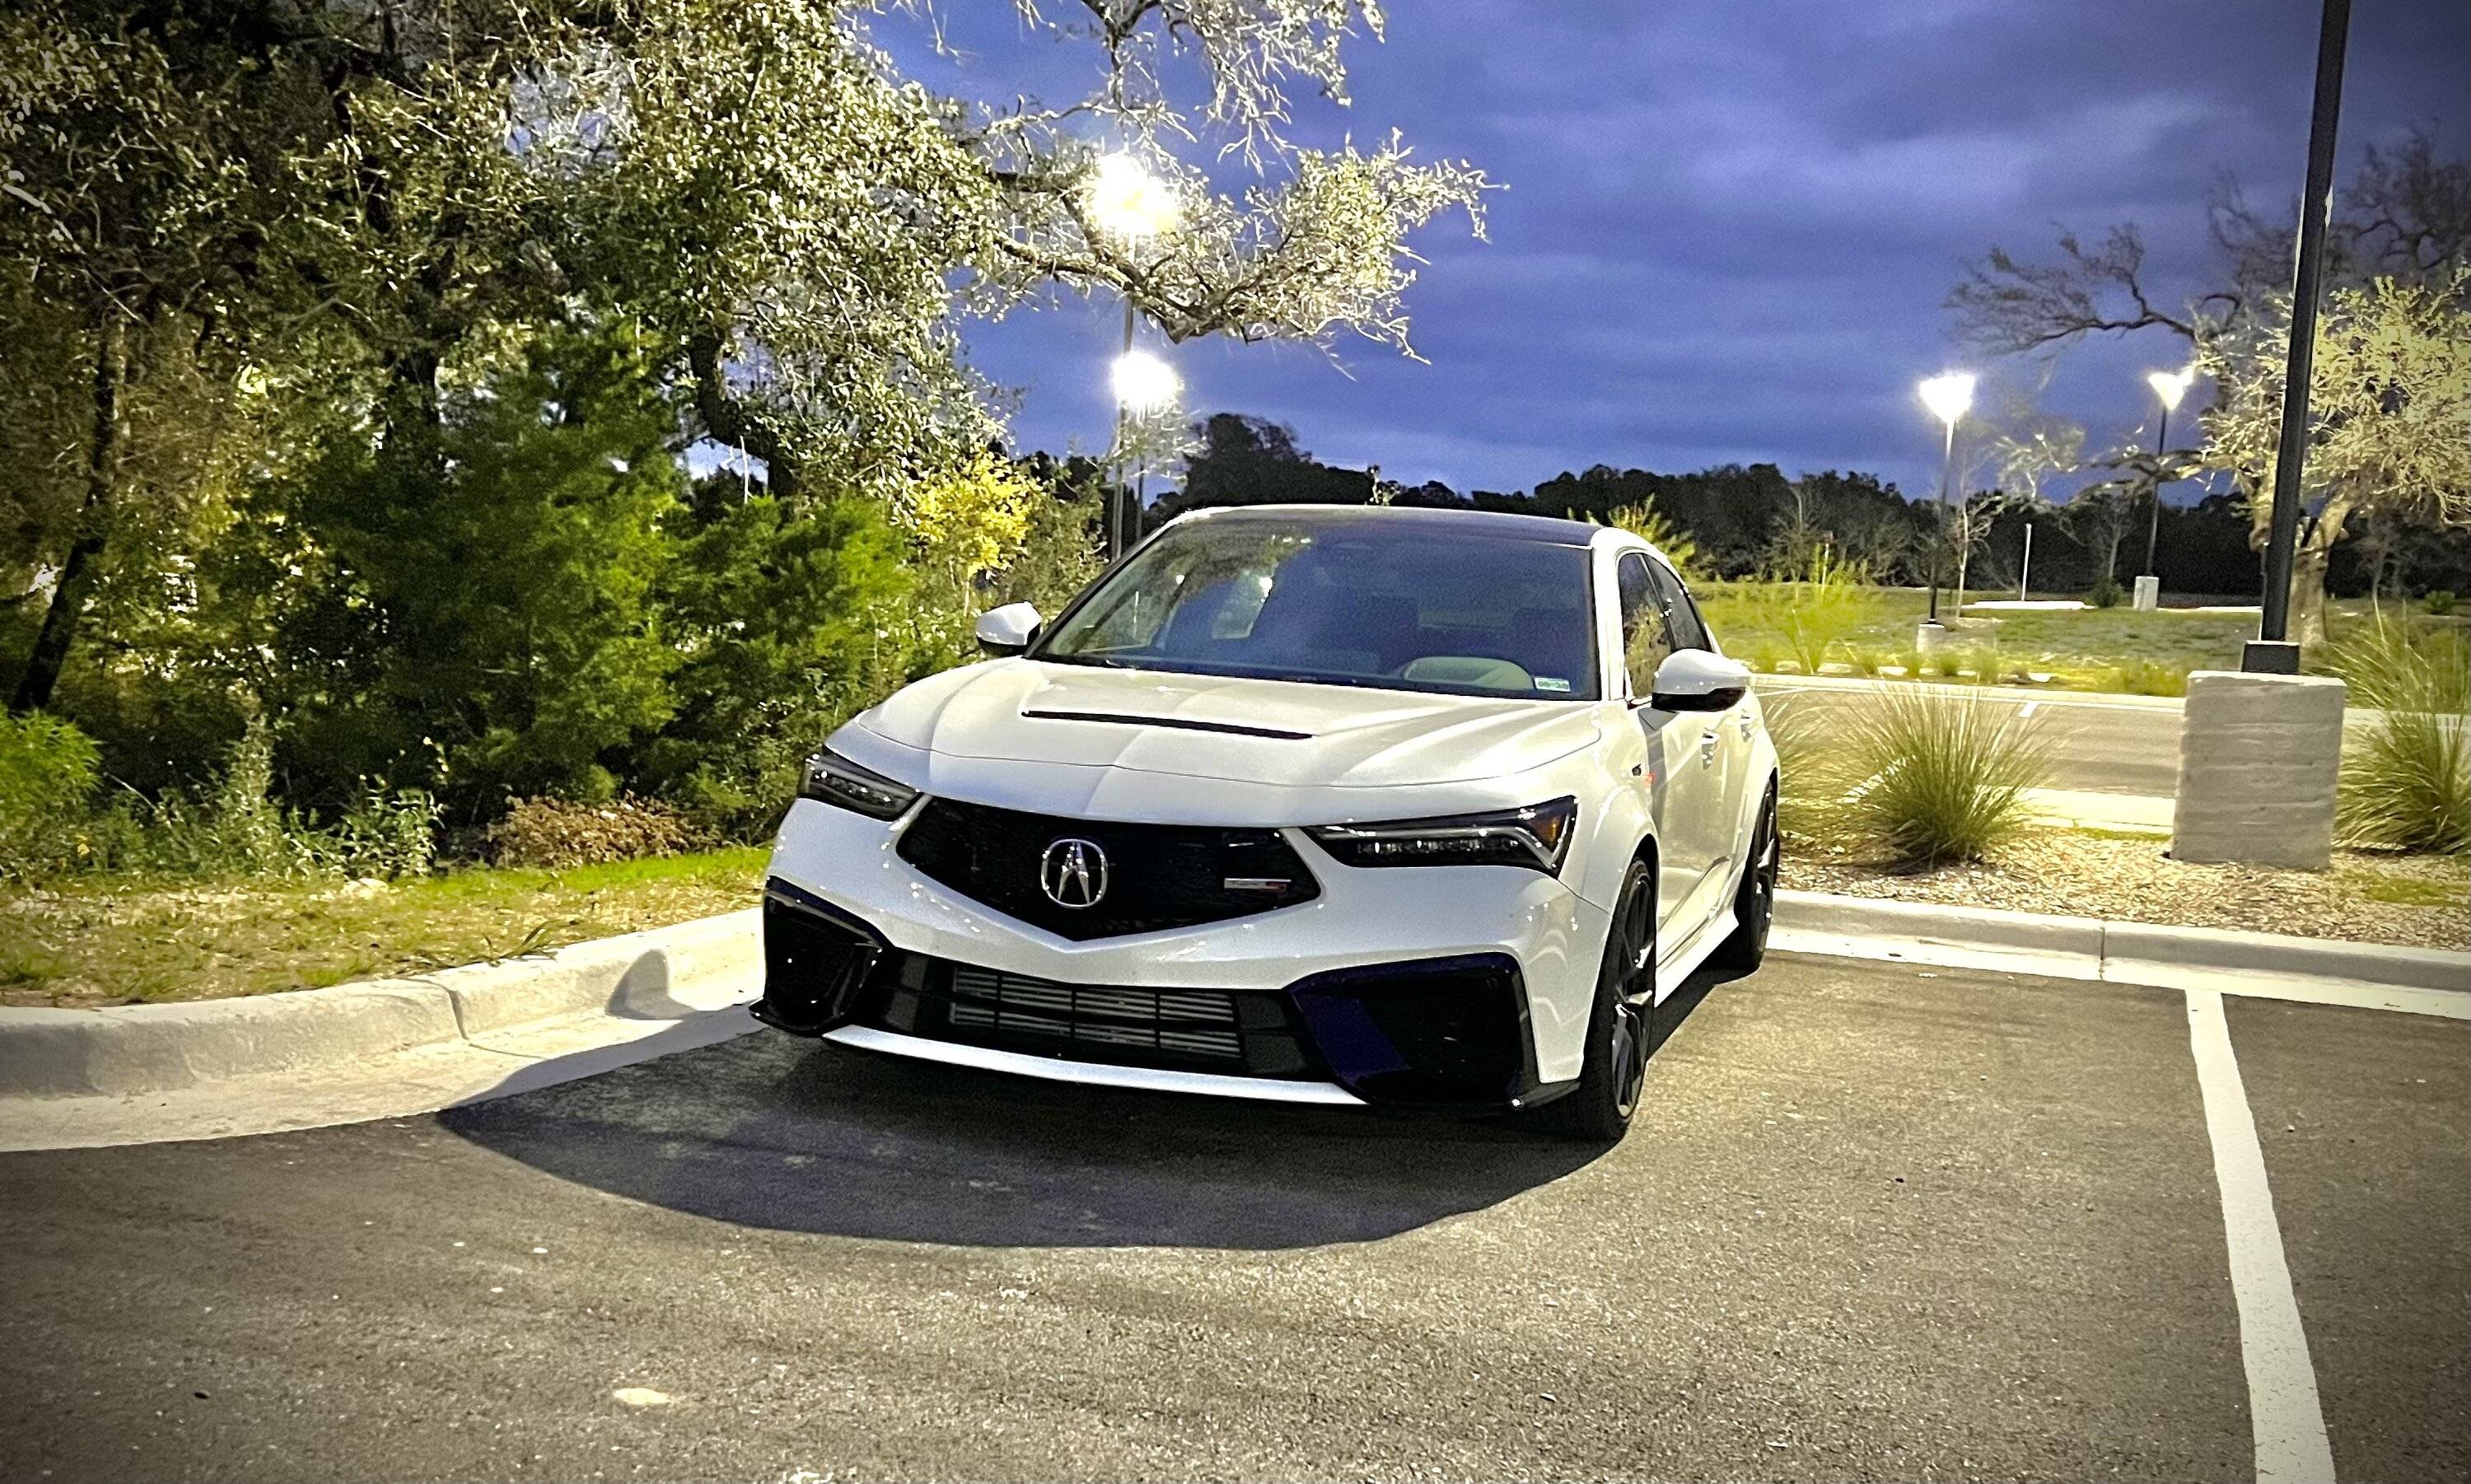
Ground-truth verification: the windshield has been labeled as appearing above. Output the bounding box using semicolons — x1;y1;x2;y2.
1035;520;1600;700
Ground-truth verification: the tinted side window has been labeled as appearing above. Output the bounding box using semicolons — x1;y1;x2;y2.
1647;562;1711;652
1616;552;1672;696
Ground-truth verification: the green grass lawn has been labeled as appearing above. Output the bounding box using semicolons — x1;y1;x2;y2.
1;846;769;1010
1694;582;2417;693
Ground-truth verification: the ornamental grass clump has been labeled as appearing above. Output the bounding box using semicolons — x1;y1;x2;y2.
2324;619;2469;854
1755;548;1882;676
1818;686;2055;866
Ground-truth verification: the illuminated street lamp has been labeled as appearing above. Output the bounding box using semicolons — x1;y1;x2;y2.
1111;348;1181;417
1086;154;1182;559
1109;348;1181;558
1086;153;1183;241
2141;366;2197;577
1917;372;1975;626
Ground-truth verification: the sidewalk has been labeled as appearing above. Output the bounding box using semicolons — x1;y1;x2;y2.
2021;786;2173;834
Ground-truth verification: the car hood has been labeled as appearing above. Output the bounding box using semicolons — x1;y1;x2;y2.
849;660;1600;791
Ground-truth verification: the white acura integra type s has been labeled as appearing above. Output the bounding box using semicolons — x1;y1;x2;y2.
758;505;1778;1141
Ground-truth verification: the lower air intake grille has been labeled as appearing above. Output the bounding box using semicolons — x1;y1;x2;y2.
947;967;1245;1064
866;959;1317;1078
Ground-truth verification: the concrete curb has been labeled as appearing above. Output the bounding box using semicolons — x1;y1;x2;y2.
1774;890;2469;1005
0;908;759;1101
2;893;2457;1140
1753;674;2189;712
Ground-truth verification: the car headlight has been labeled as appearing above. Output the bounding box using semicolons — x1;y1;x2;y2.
799;747;921;820
1306;796;1578;874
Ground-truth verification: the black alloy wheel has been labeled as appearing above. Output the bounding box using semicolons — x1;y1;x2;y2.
1712;786;1780;973
1529;857;1655;1141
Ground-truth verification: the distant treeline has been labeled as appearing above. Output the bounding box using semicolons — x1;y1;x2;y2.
1142;413;2471;600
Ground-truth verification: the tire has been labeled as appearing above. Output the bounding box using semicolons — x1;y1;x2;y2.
1708;785;1780;973
1527;857;1655;1142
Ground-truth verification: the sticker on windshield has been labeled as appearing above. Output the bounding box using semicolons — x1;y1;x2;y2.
1534;676;1572;693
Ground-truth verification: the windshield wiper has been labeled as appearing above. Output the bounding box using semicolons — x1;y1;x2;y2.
1249;670;1378;688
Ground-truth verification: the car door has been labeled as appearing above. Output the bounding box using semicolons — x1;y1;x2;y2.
1642;558;1747;908
1616;551;1725;936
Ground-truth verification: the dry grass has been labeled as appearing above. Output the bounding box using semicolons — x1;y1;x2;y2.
1;847;768;1010
1783;828;2469;951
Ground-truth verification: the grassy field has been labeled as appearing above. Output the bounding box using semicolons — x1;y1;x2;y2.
1694;583;2430;693
1;846;768;1010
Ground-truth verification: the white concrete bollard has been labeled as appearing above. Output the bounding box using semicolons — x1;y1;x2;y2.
2132;574;2160;612
2171;670;2347;870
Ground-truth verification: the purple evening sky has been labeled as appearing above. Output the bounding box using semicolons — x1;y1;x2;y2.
861;1;2469;503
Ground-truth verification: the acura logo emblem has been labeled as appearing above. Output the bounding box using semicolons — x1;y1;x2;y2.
1039;838;1109;908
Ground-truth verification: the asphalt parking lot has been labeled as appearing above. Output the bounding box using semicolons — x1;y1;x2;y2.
2;954;2463;1483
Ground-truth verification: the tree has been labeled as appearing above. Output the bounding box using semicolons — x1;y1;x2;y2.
0;5;315;712
1946;133;2469;637
241;316;693;811
2200;273;2471;646
7;0;1491;731
1156;412;1372;521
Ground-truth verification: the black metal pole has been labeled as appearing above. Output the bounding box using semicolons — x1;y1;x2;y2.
1927;418;1952;623
1109;297;1135;561
2142;403;2170;576
2247;0;2351;673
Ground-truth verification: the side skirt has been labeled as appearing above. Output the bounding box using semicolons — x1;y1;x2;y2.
1654;906;1740;1005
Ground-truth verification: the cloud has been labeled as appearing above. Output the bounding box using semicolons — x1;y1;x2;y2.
902;0;2468;503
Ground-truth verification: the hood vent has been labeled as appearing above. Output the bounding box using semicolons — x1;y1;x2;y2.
1019;708;1311;741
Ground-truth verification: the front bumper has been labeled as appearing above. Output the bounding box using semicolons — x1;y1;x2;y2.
760;797;1609;1104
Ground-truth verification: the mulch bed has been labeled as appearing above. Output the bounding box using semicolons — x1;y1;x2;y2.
1783;829;2468;952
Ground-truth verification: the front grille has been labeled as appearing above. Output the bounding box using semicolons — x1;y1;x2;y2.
895;797;1320;940
868;956;1317;1077
948;967;1245;1064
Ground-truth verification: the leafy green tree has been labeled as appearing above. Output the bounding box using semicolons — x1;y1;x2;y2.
242;317;689;811
0;4;306;712
1946;132;2469;638
2201;273;2471;646
638;481;910;829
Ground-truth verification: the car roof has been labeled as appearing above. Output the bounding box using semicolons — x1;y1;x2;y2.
1166;502;1612;548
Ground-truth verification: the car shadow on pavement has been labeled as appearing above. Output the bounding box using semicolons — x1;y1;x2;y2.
438;1024;1638;1251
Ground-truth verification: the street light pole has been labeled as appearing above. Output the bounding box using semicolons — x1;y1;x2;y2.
1931;415;1955;622
2140;366;2195;579
1916;374;1976;628
1085;153;1182;562
2249;0;2352;673
1111;297;1134;561
2142;403;2170;576
2019;521;2033;601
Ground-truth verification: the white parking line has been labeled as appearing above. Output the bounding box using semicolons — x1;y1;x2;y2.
2184;988;2336;1484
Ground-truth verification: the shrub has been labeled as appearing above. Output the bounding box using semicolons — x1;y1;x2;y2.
1742;638;1788;674
2324;619;2469;853
1847;647;1889;678
2086;575;2124;609
1805;687;2054;866
1953;646;2004;684
1762;694;1828;843
0;712;102;880
484;794;714;869
108;716;442;881
2104;659;2189;697
1587;498;1705;583
1746;548;1882;675
2423;590;2460;617
332;784;446;879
